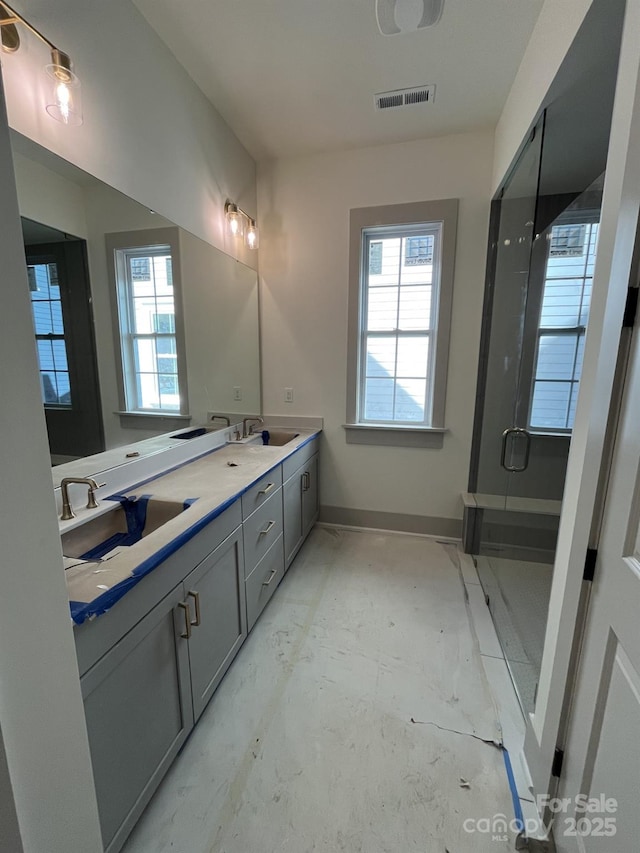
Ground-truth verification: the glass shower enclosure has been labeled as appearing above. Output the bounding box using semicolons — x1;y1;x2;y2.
464;0;623;712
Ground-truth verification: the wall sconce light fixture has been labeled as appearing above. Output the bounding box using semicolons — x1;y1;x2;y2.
225;200;259;250
0;2;83;126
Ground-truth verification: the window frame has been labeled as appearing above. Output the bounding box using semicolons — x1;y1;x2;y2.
106;227;190;426
346;199;458;448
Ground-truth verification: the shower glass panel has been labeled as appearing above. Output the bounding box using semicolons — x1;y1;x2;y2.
469;120;546;714
473;179;603;714
467;0;623;716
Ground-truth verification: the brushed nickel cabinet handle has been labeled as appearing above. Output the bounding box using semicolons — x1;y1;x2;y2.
177;601;192;639
262;569;278;587
258;482;275;496
259;520;276;536
187;590;201;627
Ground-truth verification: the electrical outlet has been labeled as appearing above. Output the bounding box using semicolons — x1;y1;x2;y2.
233;386;242;401
284;387;294;403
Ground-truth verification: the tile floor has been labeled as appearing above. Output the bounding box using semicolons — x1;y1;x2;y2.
121;527;531;853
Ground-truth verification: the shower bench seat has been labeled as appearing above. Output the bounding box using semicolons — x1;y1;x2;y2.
461;492;562;555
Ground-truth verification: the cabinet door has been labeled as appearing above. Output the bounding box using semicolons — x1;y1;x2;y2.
81;585;193;853
302;453;319;536
283;469;303;568
184;527;247;721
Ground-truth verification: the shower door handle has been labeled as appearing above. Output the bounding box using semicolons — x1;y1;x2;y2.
501;427;531;472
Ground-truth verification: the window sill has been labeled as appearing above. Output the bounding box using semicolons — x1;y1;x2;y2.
116;411;192;431
343;423;447;448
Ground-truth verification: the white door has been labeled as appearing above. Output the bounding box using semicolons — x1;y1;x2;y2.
552;301;640;852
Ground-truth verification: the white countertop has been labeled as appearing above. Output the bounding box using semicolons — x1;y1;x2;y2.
65;430;320;623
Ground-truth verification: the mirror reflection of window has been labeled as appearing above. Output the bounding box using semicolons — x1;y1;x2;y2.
28;261;72;407
115;245;184;413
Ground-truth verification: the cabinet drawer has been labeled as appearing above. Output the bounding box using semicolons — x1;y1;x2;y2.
242;489;283;576
245;534;284;631
282;437;319;481
241;466;283;519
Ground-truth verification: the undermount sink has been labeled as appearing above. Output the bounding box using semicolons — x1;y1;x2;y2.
62;497;190;560
244;429;300;447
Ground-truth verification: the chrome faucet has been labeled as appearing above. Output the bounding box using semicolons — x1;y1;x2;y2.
60;477;104;521
242;416;264;438
210;414;231;427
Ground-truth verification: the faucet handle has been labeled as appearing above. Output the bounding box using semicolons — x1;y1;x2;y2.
86;482;106;509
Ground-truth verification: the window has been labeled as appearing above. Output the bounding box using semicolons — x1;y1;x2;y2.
346;200;458;447
111;236;187;416
360;225;440;424
529;221;598;431
28;260;72;407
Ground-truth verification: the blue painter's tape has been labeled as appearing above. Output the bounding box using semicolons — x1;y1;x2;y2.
502;746;524;834
123;494;150;536
106;493;127;504
183;497;199;509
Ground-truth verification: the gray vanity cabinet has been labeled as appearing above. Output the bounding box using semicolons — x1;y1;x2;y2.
283;439;319;569
81;583;193;853
73;441;319;852
181;527;247;721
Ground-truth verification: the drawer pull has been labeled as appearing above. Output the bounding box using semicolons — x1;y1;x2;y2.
302;471;310;491
259;520;276;536
177;601;192;639
258;482;276;496
187;590;201;627
262;569;278;587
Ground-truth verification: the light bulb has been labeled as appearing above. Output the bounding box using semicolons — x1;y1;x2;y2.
225;203;244;238
45;50;82;126
246;221;259;250
56;80;71;122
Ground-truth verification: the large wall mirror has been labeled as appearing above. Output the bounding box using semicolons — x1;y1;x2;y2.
10;131;261;483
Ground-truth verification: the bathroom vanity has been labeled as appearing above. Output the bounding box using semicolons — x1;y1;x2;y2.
65;427;320;853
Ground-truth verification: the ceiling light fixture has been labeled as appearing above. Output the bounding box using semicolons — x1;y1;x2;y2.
0;1;83;126
225;201;259;250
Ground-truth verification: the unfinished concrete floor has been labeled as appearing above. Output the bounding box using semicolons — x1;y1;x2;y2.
121;527;519;853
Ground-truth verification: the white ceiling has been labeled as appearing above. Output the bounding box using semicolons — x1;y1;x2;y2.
133;0;544;162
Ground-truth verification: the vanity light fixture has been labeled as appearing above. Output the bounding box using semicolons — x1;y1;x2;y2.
225;200;259;249
0;1;83;126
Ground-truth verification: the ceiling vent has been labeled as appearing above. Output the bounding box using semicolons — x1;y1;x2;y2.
374;85;436;111
376;0;444;36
